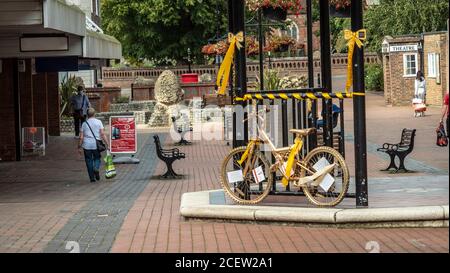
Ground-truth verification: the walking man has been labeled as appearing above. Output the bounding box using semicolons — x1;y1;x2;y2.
71;85;90;138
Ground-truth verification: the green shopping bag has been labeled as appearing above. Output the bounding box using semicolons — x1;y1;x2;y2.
104;151;116;179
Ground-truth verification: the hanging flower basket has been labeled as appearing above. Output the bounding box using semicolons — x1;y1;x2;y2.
330;5;351;18
246;1;304;19
262;6;287;21
201;36;260;57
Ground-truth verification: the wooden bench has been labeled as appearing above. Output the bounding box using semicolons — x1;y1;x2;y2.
153;135;185;178
377;128;416;173
171;116;192;145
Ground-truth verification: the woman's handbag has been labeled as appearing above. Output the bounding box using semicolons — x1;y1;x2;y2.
436;122;448;147
85;120;107;152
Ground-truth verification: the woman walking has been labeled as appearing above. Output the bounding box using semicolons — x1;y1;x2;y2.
78;108;109;182
413;71;427;117
414;71;426;101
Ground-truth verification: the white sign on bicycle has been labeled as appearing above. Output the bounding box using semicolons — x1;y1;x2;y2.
227;169;244;184
252;166;266;184
313;157;335;192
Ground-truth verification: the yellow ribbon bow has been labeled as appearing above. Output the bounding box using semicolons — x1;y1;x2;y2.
344;29;367;93
216;32;244;96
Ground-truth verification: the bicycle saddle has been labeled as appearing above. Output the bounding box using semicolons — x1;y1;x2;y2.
290;128;316;136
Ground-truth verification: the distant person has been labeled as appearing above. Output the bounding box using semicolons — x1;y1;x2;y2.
414;71;426;101
71;85;90;138
78;108;109;183
440;91;449;138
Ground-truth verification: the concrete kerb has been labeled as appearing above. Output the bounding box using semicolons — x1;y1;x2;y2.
180;190;449;226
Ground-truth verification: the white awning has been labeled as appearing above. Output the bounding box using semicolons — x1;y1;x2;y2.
43;0;86;36
83;30;122;60
0;0;122;60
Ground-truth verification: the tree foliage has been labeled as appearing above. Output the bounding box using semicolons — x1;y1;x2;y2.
364;0;449;53
101;0;228;65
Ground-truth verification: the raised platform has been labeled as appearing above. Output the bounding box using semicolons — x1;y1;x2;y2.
180;175;449;227
180;190;448;227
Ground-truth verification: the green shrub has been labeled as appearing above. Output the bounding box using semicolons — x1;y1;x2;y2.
115;96;130;104
365;63;384;91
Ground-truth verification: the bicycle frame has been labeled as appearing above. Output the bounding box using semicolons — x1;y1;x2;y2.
241;109;314;182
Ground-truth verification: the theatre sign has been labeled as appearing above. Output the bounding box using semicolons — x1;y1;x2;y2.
388;44;419;53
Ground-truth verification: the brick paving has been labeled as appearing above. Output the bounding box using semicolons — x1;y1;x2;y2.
110;136;448;253
0;93;448;253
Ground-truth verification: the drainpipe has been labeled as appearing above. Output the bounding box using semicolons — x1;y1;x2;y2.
419;34;424;73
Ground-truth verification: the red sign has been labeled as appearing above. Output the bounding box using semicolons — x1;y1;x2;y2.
110;116;137;154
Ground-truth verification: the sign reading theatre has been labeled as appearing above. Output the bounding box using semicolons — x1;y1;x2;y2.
389;44;418;53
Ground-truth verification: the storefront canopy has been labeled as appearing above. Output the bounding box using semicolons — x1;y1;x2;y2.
0;0;122;60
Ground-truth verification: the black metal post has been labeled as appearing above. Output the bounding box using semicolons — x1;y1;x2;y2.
319;0;333;148
351;0;369;207
13;59;21;161
306;0;316;153
229;0;237;148
339;99;345;158
234;0;248;146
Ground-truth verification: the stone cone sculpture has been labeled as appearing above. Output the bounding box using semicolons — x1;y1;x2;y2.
148;70;184;127
148;103;170;127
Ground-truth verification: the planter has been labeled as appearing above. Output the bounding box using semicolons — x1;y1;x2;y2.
181;73;199;83
262;6;287;21
329;5;351;18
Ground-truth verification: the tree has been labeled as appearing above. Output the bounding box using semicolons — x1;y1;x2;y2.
364;0;449;53
101;0;228;65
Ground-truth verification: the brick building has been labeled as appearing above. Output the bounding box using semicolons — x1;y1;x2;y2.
0;0;122;162
382;31;449;106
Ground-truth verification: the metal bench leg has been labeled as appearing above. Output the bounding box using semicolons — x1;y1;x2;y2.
381;153;397;171
162;160;180;179
178;138;191;145
395;154;409;173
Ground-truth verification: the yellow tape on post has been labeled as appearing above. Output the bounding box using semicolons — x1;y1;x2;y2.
216;32;244;96
344;29;366;94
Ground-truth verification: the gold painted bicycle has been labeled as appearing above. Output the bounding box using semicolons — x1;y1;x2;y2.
220;108;349;207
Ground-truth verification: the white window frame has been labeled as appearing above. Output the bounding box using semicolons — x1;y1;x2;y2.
288;23;299;41
428;53;437;78
403;53;418;77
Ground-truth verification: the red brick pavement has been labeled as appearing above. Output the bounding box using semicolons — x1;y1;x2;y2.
0;135;108;253
0;93;448;253
111;137;449;253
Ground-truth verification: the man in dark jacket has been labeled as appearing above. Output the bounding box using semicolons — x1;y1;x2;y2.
71;85;90;138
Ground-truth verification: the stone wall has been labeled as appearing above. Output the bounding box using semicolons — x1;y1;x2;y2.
109;101;156;112
60;118;75;133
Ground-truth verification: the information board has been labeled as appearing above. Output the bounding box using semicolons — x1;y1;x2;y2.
110;116;137;154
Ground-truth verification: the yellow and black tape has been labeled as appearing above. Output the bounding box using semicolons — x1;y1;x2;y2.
235;92;365;101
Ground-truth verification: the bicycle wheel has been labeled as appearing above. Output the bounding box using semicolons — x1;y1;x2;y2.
220;146;273;205
300;146;349;207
